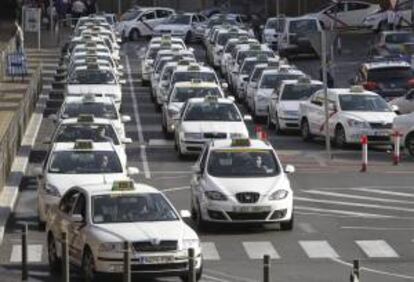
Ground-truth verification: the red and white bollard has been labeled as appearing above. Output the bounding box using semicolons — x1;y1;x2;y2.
360;135;368;172
255;125;263;139
392;131;402;165
261;130;268;141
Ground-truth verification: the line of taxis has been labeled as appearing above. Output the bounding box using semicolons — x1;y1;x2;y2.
37;15;202;281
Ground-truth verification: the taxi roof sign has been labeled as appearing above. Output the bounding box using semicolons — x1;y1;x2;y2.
112;180;135;192
350;85;365;93
204;94;218;103
231;138;251;147
297;76;311;84
161;34;172;40
82;94;96;103
249;44;261;50
178;60;190;66
191;79;202;84
77;114;95;123
188;64;200;71
74;140;93;150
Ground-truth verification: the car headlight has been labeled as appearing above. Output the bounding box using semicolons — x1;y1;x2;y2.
281;110;299;117
99;242;124;253
184;132;203;139
205;191;227;201
347;119;369;128
44;183;60;197
269;189;289;201
182;239;200;250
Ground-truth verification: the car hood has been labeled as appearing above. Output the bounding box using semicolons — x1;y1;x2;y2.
182;121;248;135
342;111;396;123
279;101;301;112
66;84;121;96
206;174;289;197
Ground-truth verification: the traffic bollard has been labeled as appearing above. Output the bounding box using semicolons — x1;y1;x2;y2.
61;232;69;282
393;131;402;165
188;248;196;282
263;254;271;282
350;259;360;282
21;224;28;281
360;135;368;172
123;241;131;282
255;125;263;139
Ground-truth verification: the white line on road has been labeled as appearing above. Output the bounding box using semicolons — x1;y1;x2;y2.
148;139;174;146
299;241;339;258
163;186;190;192
205;269;257;282
201;242;220;261
356;240;399;258
353;187;414;198
295;205;395;219
341;226;414;231
297;222;317;233
10;244;43;263
125;56;151;179
242;241;280;259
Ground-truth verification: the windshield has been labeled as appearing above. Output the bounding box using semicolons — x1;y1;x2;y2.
171;87;221;102
339;95;391;112
385;33;414;44
55;124;120;145
120;9;142;21
172;71;217;84
224;42;237;53
68;70;116;84
237;51;273;65
266;19;284;31
289;19;318;33
49;151;122;174
217;33;239;46
251;67;267;82
367;67;412;82
184;102;241;121
168;15;191;25
92;194;178;223
281;84;322;100
161;66;175;81
62;102;118;119
241;60;267;75
208;150;280;177
260;73;302;89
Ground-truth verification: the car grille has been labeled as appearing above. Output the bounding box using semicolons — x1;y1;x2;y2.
235;192;260;204
131;262;187;272
204;132;227;139
367;136;391;142
369;122;392;129
132;241;177;252
227;212;270;221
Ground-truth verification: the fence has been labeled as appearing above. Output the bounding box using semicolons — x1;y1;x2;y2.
0;65;42;189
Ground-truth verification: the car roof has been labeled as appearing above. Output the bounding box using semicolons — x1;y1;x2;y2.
210;139;273;150
52;141;116;152
262;67;303;75
281;79;323;85
188;97;233;104
83;181;161;196
363;61;411;69
174;81;220;88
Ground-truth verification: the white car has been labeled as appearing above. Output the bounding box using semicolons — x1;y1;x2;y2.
299;86;397;148
220;37;258;76
46;180;202;281
211;29;249;68
162;81;225;135
36;141;139;225
190;138;295;229
55;95;131;138
268;78;323;132
393;112;414;156
389;90;414;115
116;7;175;40
363;4;410;31
262;17;285;50
153;13;207;42
174;96;250;156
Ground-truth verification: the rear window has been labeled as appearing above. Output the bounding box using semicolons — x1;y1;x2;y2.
367;67;412;81
289;20;318;33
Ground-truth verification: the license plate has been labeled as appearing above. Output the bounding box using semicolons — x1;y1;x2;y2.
233;206;271;213
137;256;174;264
374;131;389;136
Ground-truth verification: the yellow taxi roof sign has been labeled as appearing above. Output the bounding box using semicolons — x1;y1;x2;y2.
231;138;251;147
112;180;135;192
204;94;218;103
77;114;94;123
74;140;93;150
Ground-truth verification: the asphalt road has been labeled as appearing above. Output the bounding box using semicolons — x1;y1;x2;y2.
1;34;414;282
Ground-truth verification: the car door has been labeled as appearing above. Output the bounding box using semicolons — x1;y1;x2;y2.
399;91;414;114
307;92;325;134
346;2;372;26
156;9;173;25
140;11;157;35
68;192;87;265
271;86;282;122
191;145;209;208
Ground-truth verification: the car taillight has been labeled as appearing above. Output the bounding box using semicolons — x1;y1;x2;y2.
408;78;414;88
363;81;378;91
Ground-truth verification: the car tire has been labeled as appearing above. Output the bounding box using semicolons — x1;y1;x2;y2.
176;137;185;159
334;125;347;149
129;28;140;41
301;119;312;141
280;214;294;231
48;234;61;274
266;110;274;130
274;113;283;134
195;205;209;231
185;31;192;43
405;132;414;156
82;248;97;282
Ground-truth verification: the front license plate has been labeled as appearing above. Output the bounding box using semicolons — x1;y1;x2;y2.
233;206;271;213
137;256;174;264
374;131;389;136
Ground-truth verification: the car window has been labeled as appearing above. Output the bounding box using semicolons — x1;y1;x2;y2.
59;190;80;214
192;15;199;23
184;102;242;121
199;145;209;171
156;9;171;18
142;11;155;21
72;193;86;219
347;3;369;11
311;92;324;106
198;15;207;22
55;124;120;145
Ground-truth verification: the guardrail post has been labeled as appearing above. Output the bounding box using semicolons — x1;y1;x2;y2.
61;232;69;282
123;241;131;282
263;254;271;282
188;248;196;282
21;224;28;281
350;259;360;282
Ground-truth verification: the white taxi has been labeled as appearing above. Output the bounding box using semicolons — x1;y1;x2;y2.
174;96;250;156
36;140;139;226
393;112;414;156
299;86;397;148
190;138;295;229
46;180;202;281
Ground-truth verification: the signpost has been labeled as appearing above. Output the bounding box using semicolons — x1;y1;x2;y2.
22;6;41;49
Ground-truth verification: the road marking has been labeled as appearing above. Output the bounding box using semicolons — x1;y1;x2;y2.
202;274;231;282
148;139;174;146
341;226;414;231
356;240;399;258
295;205;395;219
298;222;317;233
353;187;414;198
125;56;151;179
303;190;414;205
10;244;43;263
163;186;190;192
205;269;257;282
201;242;220;261
299;240;339;258
242;241;280;259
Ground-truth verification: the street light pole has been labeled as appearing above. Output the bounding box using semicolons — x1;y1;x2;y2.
321;30;332;159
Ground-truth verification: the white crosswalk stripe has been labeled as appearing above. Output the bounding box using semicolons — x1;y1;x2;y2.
299;240;339;258
242;241;280;259
201;242;220;261
356;240;399;258
10;244;43;263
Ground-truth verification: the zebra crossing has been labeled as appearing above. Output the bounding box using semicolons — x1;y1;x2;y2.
6;238;411;264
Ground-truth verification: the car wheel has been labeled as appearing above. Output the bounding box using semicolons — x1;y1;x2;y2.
129;28;140;41
82;248;97;282
301;119;312;141
195;204;209;231
274;113;283;134
185;31;192;43
48;234;61;274
280;214;294;231
266;110;274;130
334;125;347;149
176;137;185;159
405;132;414;156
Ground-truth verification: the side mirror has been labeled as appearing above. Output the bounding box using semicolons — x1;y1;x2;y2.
32;166;43;178
284;164;295;174
188;47;195;52
71;214;84;223
119;79;127;84
244;115;252;121
180;210;192;218
391;104;399;113
121;115;131;123
221;82;228;90
49;114;58;122
191;164;201;173
227;96;235;102
328;104;337;112
122;137;133;144
127;167;140;175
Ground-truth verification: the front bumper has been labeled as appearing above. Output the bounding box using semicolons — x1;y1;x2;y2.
279;116;300;130
254;97;271;117
346;128;392;144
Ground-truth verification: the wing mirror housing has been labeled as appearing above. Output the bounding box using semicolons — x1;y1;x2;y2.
284;164;295;174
